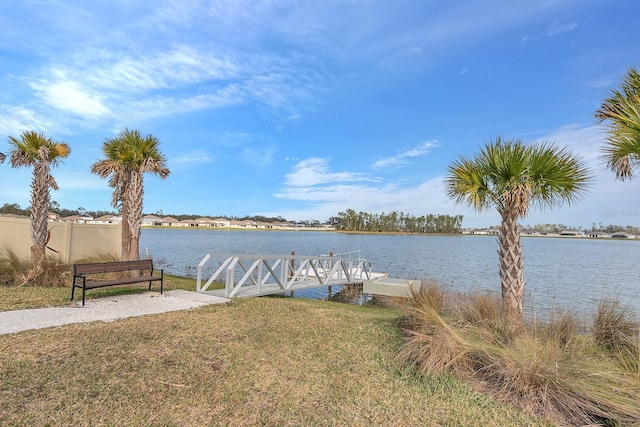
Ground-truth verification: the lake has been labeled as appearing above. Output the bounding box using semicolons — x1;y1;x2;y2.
140;228;640;316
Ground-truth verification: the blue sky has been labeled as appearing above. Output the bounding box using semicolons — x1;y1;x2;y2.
1;0;639;228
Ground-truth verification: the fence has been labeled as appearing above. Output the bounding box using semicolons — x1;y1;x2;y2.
0;216;121;262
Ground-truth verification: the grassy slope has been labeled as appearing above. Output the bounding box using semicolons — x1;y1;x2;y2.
0;295;548;426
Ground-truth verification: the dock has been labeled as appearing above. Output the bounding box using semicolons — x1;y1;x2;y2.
363;277;421;297
196;252;386;299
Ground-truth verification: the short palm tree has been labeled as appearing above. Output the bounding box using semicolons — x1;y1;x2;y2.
446;137;591;319
595;64;640;180
8;131;71;261
92;129;170;261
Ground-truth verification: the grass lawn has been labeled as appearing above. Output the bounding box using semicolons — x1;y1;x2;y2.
0;283;549;426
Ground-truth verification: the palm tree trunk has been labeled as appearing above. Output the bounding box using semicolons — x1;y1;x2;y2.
127;172;143;261
498;209;524;319
121;202;130;261
30;162;51;261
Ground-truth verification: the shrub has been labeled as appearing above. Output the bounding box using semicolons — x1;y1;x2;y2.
390;282;640;426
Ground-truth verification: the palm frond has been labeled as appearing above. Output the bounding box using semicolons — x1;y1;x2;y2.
596;64;640;181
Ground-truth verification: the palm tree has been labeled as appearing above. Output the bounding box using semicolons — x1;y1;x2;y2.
446;137;591;319
92;129;170;261
595;64;640;181
91;136;132;260
8;131;71;261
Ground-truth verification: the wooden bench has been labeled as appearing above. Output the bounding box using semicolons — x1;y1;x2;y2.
71;259;164;306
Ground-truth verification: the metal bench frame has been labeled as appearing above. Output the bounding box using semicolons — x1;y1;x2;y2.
71;259;163;306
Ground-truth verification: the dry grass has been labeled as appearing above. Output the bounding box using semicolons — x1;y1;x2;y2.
0;250;121;288
388;281;640;426
0;248;72;287
0;298;547;426
593;298;640;379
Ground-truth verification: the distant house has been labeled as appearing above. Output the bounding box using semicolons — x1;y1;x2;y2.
464;228;485;235
229;220;257;228
540;232;559;237
91;215;121;224
160;216;180;226
142;215;162;226
521;228;541;236
560;230;581;237
585;231;610;238
211;218;231;227
61;215;92;224
611;232;635;239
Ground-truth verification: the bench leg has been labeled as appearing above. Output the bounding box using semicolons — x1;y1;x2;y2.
71;285;75;302
82;288;86;306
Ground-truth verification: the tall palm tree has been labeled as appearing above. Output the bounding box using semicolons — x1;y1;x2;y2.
92;129;169;261
8;131;71;261
91;136;132;260
446;137;591;319
595;64;640;181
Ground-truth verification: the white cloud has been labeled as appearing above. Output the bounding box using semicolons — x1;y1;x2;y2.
0;106;54;136
284;158;373;187
372;140;438;169
30;78;110;120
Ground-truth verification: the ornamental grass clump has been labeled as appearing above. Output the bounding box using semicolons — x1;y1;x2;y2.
394;281;472;375
0;248;70;287
0;249;119;288
389;281;640;426
593;298;640;378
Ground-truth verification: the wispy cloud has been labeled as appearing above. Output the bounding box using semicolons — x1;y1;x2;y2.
283;158;373;187
171;149;214;166
372;140;439;169
0;105;54;135
522;20;579;47
30;77;111;120
546;21;578;37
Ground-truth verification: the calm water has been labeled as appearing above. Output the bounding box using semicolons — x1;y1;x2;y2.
140;228;640;315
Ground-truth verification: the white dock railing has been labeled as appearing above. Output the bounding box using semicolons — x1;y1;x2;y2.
196;253;374;298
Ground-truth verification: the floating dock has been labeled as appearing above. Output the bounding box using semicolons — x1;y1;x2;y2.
363;277;421;297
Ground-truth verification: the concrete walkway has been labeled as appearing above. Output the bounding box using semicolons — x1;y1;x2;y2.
0;290;230;336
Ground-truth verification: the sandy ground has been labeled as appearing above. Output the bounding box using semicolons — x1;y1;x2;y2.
0;290;230;335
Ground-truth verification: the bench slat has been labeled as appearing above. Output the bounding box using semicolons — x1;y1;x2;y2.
74;260;153;275
84;275;161;289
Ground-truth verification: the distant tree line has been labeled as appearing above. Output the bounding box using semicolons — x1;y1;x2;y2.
328;209;464;233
